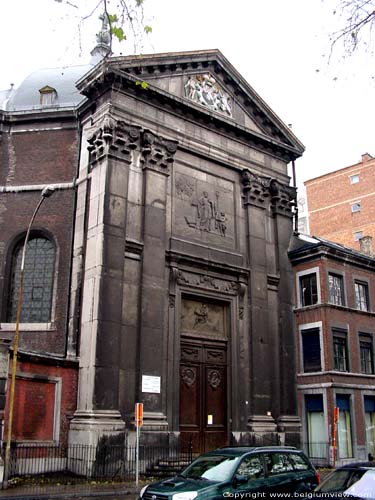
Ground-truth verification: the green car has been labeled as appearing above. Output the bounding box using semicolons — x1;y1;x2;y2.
139;446;320;499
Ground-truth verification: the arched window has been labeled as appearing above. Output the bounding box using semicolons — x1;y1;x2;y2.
7;236;55;323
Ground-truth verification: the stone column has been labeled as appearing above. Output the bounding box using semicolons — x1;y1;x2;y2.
137;131;178;433
241;170;278;435
69;113;141;446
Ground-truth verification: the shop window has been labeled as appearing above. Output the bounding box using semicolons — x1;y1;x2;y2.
305;394;326;458
7;235;55;323
336;395;353;458
328;273;345;306
365;397;375;460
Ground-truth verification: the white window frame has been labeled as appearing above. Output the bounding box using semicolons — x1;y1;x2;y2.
296;267;321;308
349;174;360;184
354;231;364;241
299;321;325;373
351;201;361;213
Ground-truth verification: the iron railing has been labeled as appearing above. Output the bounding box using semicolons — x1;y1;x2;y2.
4;440;194;483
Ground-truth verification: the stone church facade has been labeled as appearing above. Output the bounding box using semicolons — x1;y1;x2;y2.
68;50;304;451
1;48;304;453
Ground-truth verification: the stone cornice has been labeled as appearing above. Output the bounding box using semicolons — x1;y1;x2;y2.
77;63;303;163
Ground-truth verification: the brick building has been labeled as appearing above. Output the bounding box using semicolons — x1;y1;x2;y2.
0;24;305;461
305;153;375;252
289;234;375;465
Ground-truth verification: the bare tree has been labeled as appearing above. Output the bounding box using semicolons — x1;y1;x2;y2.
329;0;375;59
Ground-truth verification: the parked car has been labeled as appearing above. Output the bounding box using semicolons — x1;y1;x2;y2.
311;462;375;499
139;446;320;498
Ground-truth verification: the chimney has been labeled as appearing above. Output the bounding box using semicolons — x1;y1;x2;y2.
361;153;373;163
359;236;374;257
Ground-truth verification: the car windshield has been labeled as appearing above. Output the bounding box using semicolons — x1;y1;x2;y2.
181;454;240;482
316;469;365;493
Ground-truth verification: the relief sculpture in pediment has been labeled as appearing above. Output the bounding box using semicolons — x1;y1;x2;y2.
184;74;232;117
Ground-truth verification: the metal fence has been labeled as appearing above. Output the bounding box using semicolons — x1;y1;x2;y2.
302;442;330;467
5;440;193;483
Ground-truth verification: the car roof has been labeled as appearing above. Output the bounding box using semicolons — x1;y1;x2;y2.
199;446;299;458
338;461;375;470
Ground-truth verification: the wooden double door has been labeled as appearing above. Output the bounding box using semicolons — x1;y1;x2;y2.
179;340;228;453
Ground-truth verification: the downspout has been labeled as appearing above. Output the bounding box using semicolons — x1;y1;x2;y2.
64;110;81;358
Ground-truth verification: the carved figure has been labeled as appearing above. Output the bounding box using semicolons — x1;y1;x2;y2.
184;74;232;117
193;303;209;327
197;191;215;231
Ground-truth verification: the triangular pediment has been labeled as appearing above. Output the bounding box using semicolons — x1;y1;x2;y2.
78;50;304;160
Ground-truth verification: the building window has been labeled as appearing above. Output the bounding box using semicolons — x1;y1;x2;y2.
365;396;375;460
333;330;349;372
351;201;361;213
328;273;345;306
355;281;369;311
299;273;318;307
336;395;353;458
350;174;360;184
39;85;57;106
7;235;55;323
360;335;374;374
305;395;326;458
301;328;321;372
354;231;364;241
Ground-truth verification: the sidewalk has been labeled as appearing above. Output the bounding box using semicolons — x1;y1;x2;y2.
0;481;139;500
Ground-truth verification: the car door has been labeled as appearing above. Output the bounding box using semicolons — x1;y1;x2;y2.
262;452;296;493
228;453;270;494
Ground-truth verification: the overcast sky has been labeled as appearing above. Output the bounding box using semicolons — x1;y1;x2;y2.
2;0;375;194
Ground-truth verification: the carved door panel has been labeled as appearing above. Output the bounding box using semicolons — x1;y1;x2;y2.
180;343;227;453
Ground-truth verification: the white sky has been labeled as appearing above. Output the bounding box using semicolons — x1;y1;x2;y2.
2;0;375;194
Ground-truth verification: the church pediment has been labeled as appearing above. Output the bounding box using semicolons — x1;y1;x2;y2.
78;50;304;160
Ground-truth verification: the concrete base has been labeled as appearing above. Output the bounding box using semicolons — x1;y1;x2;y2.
277;415;302;447
68;410;126;446
68;410;126;476
247;414;278;433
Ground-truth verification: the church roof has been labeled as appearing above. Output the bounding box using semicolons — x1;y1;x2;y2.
3;64;93;112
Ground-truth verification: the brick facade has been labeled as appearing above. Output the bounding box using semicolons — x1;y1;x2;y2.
305;153;375;251
290;235;375;464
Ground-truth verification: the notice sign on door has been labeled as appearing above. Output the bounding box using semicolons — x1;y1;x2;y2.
207;414;213;425
142;375;161;394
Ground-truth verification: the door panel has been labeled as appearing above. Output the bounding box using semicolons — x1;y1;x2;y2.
180;342;227;453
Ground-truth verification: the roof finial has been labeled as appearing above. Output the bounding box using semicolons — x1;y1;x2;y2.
90;13;111;64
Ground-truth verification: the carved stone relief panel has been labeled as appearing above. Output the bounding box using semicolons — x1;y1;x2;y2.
184;73;232;117
173;165;235;249
181;298;226;337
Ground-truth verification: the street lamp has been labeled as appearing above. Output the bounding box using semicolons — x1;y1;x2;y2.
3;186;55;488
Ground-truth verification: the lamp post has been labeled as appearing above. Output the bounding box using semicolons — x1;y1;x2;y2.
2;186;55;488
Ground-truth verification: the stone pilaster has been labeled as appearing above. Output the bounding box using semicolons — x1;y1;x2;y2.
241;170;299;442
69;112;141;446
270;180;301;443
137;131;178;431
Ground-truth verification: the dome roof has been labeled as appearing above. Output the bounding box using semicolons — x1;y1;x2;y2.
3;64;94;112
